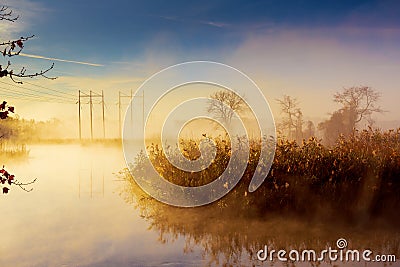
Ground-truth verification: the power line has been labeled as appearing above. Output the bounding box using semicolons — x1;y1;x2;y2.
0;86;65;101
118;89;144;138
0;86;74;103
78;90;105;140
22;80;76;97
0;91;75;104
0;80;76;101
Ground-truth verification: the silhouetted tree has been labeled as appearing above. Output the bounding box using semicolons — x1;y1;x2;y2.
0;5;55;83
318;108;357;145
333;86;383;126
207;90;245;130
319;86;383;145
276;95;303;142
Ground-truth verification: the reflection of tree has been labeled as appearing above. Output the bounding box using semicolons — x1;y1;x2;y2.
121;173;400;266
121;131;400;265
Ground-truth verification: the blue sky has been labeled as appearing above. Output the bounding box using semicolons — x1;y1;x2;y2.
1;0;400;137
14;0;400;69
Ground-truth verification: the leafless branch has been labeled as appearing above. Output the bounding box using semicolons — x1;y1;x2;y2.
276;95;304;140
0;35;35;57
333;86;383;124
1;62;56;84
13;178;37;192
0;6;19;22
207;90;245;127
0;6;56;83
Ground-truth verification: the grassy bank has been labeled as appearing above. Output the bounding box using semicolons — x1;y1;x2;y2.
124;128;400;224
0;141;29;162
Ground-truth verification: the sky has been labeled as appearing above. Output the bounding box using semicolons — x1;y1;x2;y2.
1;0;400;138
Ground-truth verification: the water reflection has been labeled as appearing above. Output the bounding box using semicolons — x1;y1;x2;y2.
2;143;399;266
78;162;105;198
121;171;400;267
1;144;206;267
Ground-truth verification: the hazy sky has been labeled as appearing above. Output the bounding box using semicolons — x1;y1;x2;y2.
1;0;400;137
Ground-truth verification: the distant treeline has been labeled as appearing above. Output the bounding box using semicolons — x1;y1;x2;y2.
0;117;65;142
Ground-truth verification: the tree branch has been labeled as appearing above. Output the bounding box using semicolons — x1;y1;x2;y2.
0;6;19;22
13;178;37;192
1;62;57;84
1;35;35;57
0;6;56;83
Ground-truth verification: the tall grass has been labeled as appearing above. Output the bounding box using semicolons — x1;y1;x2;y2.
125;128;400;224
0;140;29;162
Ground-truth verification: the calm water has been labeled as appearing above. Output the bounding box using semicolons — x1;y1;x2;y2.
1;144;205;267
1;144;399;267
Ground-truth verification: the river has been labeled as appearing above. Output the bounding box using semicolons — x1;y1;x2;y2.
1;144;205;267
1;144;398;267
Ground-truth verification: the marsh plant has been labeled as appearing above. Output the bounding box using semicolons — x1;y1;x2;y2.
124;128;400;223
120;129;400;266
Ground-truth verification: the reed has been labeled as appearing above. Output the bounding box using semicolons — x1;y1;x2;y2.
124;128;400;224
0;141;29;161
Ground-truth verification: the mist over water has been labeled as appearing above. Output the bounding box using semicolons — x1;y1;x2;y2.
0;144;206;267
1;143;399;267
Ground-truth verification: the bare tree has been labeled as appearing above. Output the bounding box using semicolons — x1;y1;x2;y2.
318;86;383;145
276;95;303;141
207;90;245;129
0;5;55;84
333;86;383;126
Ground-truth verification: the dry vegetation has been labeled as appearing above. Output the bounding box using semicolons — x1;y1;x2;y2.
121;129;400;265
124;128;400;224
